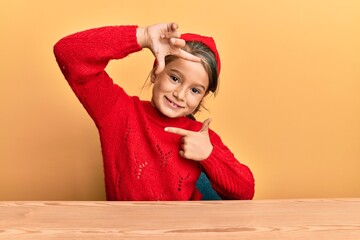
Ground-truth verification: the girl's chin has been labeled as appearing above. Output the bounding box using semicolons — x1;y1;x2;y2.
161;109;183;118
160;106;191;118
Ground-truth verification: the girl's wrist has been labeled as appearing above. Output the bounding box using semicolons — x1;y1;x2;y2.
136;27;148;48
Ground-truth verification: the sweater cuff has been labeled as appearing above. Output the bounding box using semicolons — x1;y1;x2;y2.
111;25;142;58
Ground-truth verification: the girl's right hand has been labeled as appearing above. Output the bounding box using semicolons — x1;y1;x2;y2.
136;23;201;74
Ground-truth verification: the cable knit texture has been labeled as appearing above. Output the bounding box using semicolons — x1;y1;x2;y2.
53;25;255;201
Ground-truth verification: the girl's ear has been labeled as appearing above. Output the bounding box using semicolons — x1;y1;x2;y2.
150;69;156;83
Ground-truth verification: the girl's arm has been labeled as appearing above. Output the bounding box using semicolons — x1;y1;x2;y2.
54;23;199;126
201;131;255;200
53;26;142;126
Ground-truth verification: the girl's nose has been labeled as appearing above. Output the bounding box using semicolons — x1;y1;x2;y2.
173;86;186;101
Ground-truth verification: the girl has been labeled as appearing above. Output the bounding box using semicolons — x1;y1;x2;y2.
54;22;255;201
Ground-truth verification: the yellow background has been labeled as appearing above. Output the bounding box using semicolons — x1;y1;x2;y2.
1;0;359;200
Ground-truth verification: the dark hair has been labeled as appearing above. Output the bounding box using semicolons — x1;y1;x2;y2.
164;41;220;116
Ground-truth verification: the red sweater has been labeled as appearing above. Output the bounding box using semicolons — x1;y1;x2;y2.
54;25;255;201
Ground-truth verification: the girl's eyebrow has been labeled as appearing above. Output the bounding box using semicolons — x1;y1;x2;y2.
196;84;207;91
169;68;206;91
169;68;184;78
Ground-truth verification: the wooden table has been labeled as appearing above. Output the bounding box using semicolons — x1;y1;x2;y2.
1;199;359;239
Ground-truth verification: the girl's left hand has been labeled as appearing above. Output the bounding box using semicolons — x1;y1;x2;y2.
165;119;213;161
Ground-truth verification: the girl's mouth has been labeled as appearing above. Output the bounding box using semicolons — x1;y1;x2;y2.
165;96;184;109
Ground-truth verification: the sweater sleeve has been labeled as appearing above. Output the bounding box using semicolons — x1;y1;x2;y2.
53;25;142;126
200;131;255;200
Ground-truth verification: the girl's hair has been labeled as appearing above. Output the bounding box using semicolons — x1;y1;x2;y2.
164;41;220;116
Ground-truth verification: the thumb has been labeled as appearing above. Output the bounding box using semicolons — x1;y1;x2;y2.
200;118;212;133
155;56;165;75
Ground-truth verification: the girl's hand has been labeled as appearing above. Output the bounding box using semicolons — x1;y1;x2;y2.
137;22;201;74
164;119;213;161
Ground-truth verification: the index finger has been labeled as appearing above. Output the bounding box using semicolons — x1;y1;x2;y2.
176;49;201;63
169;38;201;62
164;127;193;136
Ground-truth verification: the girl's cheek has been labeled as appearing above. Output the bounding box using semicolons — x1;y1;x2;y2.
191;97;203;107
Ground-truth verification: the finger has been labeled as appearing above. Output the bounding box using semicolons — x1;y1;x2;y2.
179;150;185;158
164;127;193;136
169;39;201;63
169;38;186;48
163;23;181;39
170;22;179;31
176;49;201;62
154;54;165;75
200;118;212;133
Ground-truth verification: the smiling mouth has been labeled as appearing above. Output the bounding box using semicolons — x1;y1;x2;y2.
165;96;184;109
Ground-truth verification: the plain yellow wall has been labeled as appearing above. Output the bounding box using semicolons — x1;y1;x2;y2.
1;0;359;200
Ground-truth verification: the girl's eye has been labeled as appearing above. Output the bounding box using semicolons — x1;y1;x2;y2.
170;75;180;83
191;88;201;94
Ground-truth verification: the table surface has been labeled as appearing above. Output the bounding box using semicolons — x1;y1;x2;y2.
1;199;360;239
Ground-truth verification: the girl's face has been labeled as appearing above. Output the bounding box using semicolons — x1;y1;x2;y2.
151;58;209;118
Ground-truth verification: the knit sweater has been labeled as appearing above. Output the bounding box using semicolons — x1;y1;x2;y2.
54;25;255;201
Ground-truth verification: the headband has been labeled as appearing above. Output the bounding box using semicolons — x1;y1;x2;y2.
180;33;221;75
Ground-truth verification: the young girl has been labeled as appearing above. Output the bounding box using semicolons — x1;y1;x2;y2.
54;22;255;201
